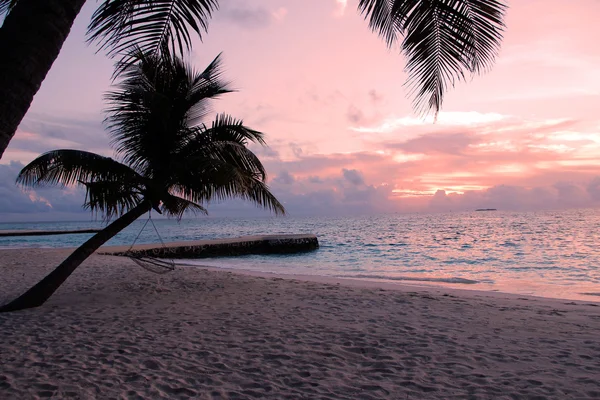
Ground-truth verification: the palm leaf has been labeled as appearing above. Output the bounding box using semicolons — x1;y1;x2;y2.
358;0;506;115
185;55;233;125
105;52;232;175
87;0;218;63
17;149;143;188
173;114;268;181
0;0;18;15
80;180;143;220
177;178;285;216
179;141;267;182
197;114;266;146
160;193;207;219
238;178;285;216
171;157;284;215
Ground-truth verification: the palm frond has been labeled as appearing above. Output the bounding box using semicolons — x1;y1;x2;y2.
198;114;266;146
170;156;284;215
179;141;267;183
80;180;143;220
238;178;285;216
185;54;233;125
160;193;207;219
16;149;143;189
105;52;232;175
175;178;285;216
171;114;268;182
0;0;18;16
358;0;506;115
87;0;218;63
358;0;398;47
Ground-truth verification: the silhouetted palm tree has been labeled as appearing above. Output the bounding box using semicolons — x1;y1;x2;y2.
0;51;285;313
0;0;218;159
358;0;507;115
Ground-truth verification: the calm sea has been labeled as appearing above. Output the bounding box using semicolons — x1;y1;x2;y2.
1;209;599;301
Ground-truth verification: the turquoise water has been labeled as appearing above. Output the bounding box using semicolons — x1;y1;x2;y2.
1;209;600;300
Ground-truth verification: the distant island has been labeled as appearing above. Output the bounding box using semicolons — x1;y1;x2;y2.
475;208;497;212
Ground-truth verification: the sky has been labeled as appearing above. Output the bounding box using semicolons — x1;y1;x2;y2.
2;0;600;221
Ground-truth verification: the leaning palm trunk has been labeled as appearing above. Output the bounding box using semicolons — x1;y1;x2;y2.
0;202;151;313
0;0;86;159
1;51;285;312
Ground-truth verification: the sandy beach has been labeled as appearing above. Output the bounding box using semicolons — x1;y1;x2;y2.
1;248;599;399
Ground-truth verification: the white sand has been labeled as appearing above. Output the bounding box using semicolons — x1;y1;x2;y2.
1;249;599;399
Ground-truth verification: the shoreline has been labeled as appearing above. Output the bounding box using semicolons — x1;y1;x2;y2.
175;261;600;306
2;245;599;304
1;248;599;399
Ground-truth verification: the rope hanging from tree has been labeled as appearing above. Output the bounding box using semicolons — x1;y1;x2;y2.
125;211;175;274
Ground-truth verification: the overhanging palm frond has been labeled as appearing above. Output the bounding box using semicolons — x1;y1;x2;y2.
358;0;506;115
87;0;218;62
0;0;18;15
16;149;144;188
80;180;143;220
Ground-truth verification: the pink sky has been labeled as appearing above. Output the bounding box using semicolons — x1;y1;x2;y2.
2;0;600;217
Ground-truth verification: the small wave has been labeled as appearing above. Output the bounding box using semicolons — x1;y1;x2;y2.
336;274;479;285
580;292;600;297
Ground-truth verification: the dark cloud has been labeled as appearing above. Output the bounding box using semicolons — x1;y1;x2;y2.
368;90;383;103
6;113;111;164
219;3;273;29
553;181;591;207
425;181;600;212
587;177;600;201
290;142;303;158
249;143;280;160
342;168;364;186
0;162;87;220
273;170;295;185
346;105;364;124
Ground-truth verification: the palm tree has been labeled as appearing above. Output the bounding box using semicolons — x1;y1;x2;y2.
0;0;218;159
358;0;507;115
0;51;285;313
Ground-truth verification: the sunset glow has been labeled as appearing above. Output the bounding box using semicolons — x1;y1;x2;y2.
2;0;600;217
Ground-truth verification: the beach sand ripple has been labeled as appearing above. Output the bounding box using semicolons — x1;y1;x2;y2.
1;249;599;399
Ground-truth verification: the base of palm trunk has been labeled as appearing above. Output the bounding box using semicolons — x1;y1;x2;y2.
0;203;149;313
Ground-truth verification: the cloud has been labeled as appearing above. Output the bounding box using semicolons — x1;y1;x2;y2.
3;113;110;164
272;7;288;22
220;3;275;29
423;181;600;212
4;109;600;221
342;168;364;185
388;132;479;155
352;111;508;133
290;142;304;158
333;0;348;17
0;161;87;220
346;105;364;124
273;170;295;185
368;90;384;104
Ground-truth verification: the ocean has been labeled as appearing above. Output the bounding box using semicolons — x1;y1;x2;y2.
1;209;599;301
